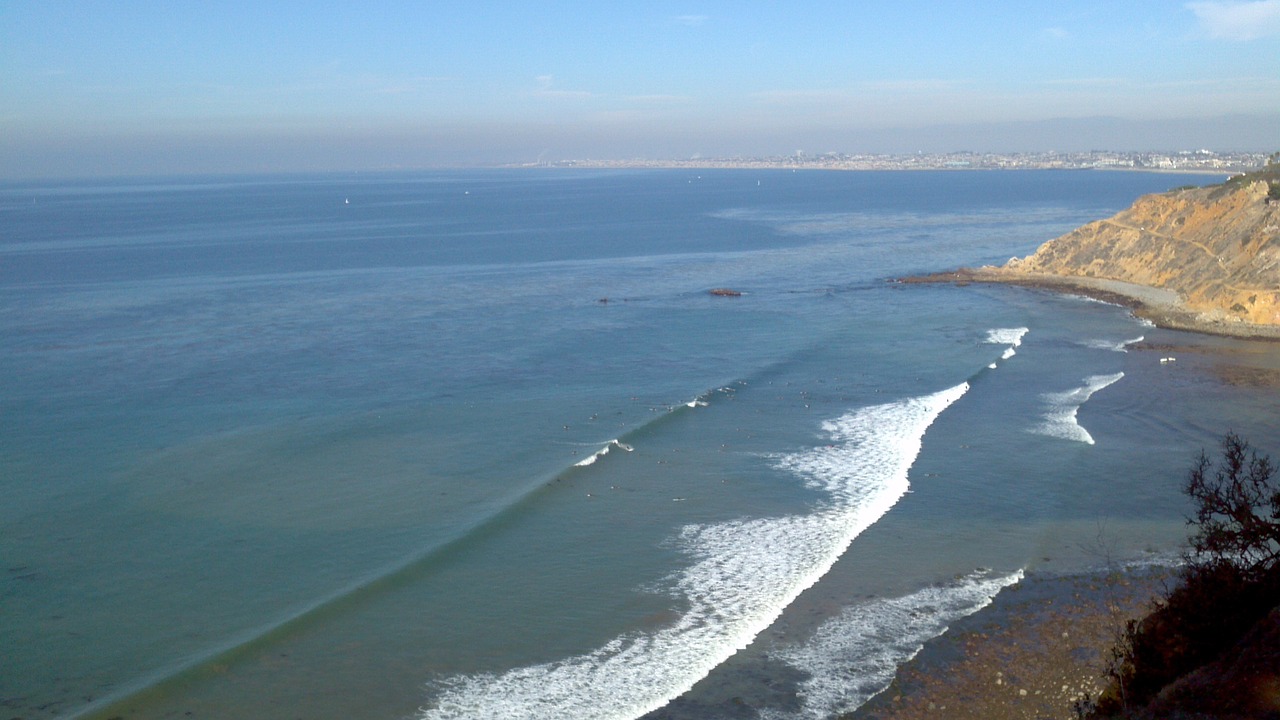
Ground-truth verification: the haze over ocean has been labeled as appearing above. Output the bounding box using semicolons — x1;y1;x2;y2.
4;169;1278;719
3;3;1279;178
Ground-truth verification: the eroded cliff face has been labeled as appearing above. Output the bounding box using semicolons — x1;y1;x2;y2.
1004;180;1280;326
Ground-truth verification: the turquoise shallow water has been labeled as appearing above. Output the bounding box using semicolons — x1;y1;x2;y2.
2;169;1277;720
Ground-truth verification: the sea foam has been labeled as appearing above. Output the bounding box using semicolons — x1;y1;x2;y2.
1084;335;1144;353
574;439;634;467
1033;372;1124;445
985;327;1028;348
418;384;968;720
984;327;1028;362
762;569;1024;719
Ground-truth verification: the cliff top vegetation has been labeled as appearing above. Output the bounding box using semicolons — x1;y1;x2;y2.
1087;434;1280;720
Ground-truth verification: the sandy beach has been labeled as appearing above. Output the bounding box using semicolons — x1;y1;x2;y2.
899;269;1280;341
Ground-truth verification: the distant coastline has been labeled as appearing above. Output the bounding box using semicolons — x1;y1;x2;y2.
514;150;1268;174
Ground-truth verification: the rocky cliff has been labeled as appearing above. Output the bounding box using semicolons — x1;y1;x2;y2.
998;174;1280;328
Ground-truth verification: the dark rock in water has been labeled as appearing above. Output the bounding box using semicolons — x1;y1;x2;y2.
709;288;742;297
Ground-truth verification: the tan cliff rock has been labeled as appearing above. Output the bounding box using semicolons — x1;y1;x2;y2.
994;178;1280;328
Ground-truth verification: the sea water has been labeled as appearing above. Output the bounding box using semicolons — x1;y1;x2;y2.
2;169;1277;720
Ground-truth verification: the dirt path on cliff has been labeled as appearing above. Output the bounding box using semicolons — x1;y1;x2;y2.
1093;220;1264;295
1099;219;1222;265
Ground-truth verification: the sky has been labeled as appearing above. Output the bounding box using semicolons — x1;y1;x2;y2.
2;1;1278;178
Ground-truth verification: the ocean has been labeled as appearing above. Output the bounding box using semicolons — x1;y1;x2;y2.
3;169;1277;720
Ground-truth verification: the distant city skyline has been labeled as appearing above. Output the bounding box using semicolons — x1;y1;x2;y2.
2;1;1278;178
543;148;1271;173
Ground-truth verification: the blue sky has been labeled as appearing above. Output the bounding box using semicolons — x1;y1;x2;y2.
2;1;1278;177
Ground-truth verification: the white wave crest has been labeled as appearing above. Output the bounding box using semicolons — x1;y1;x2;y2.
574;439;634;467
418;384;968;720
1085;335;1144;353
984;327;1028;347
985;327;1028;362
762;569;1024;720
1033;372;1124;445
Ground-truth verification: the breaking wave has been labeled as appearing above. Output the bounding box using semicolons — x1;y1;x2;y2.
574;439;635;467
1084;335;1144;353
985;327;1028;362
418;384;969;720
763;569;1024;719
1033;372;1125;445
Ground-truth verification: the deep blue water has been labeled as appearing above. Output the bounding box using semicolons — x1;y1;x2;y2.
2;169;1277;720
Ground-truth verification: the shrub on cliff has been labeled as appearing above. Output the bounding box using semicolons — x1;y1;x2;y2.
1185;433;1280;581
1216;157;1280;199
1092;434;1280;718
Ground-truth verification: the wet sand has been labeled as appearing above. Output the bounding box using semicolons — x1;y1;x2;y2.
847;567;1172;720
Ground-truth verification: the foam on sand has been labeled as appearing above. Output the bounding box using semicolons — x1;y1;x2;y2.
1033;372;1124;445
418;384;968;720
762;569;1024;719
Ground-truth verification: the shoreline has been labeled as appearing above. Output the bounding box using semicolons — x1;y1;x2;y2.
516;154;1259;175
526;163;1245;177
847;566;1173;720
898;269;1280;342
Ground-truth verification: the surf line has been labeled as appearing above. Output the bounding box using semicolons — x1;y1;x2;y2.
574;439;635;467
419;382;970;720
574;390;715;467
768;568;1025;719
69;385;721;720
984;326;1029;367
1034;372;1125;445
1085;335;1144;353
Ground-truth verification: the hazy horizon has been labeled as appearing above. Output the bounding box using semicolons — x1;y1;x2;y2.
3;2;1279;179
